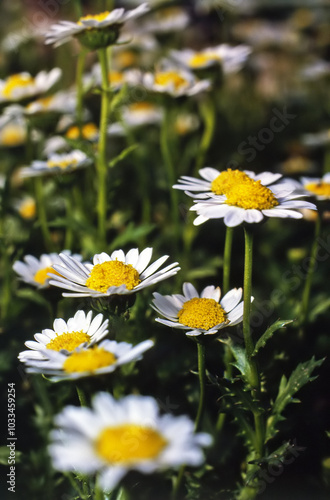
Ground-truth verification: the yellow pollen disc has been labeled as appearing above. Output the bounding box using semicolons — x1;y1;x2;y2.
79;11;111;24
46;331;90;351
86;260;141;293
189;53;219;68
2;74;34;98
211;169;251;195
34;267;62;286
109;71;124;86
47;158;78;170
115;50;137;68
19;199;36;219
0;125;26;146
225;179;279;210
305;182;330;198
63;346;116;373
154;71;188;90
178;297;227;330
129;102;156;113
66;123;98;140
95;424;167;464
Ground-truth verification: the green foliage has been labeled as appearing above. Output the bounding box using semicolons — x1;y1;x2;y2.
252;319;293;357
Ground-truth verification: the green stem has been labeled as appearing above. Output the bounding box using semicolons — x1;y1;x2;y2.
171;464;186;500
96;47;111;245
34;177;53;251
223;226;234;295
76;50;87;138
160;107;180;247
194;97;216;176
64;473;88;499
195;339;206;432
299;213;321;329
76;385;87;407
74;0;82;18
95;480;105;500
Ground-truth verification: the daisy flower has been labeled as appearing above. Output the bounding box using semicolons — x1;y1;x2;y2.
13;196;37;220
170;44;251;73
25;90;76;116
120;101;163;128
49;248;180;298
90;64;142;91
301;173;330;200
143;64;211;97
48;392;212;490
173;167;283;199
152;282;246;337
22;338;154;381
178;169;317;227
13;251;83;289
0;68;61;103
18;310;109;362
65;122;99;142
45;4;149;49
141;6;190;33
18;150;93;178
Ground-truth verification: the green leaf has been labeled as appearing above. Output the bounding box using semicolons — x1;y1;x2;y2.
16;288;50;308
0;446;22;465
266;356;324;442
309;297;330;322
252;319;293;357
108;144;138;169
221;338;254;384
108;222;155;250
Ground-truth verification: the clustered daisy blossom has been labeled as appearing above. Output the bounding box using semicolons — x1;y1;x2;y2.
18;310;109;362
45;4;150;49
143;64;211;97
13;251;83;288
19;150;93;178
22;338;154;381
0;68;62;102
173;167;316;227
49;248;180;298
152;282;247;336
48;392;212;490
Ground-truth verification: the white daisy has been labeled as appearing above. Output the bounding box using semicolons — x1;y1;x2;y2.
140;6;190;33
18;150;93;178
23;338;154;381
25;90;76;115
120;101;163;128
13;251;83;289
300;173;330;200
170;44;251;73
45;4;149;48
143;64;211;97
152;282;247;337
18;310;109;362
49;248;180;298
13;196;37;220
48;392;212;490
0;68;62;102
90;64;142;91
173;167;283;199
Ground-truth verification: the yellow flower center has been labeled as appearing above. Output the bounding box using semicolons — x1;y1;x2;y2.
86;260;141;293
47;331;90;351
66;123;98;140
129;102;156;113
26;96;53;111
178;297;227;330
34;267;61;286
189;52;219;68
225;179;279;210
0;125;26;146
211;169;251;195
155;7;183;20
2;74;34;98
79;11;111;24
154;71;188;90
305;182;330;198
95;424;167;464
63;346;116;373
109;70;124;86
47;157;78;170
18;199;36;219
115;50;137;68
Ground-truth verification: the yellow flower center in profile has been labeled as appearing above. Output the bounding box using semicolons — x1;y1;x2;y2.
34;267;61;286
189;52;219;68
305;182;330;198
47;157;78;170
66;123;98;140
211;169;251;195
115;50;137;68
129;102;156;113
47;331;90;351
63;346;116;373
86;260;141;293
178;297;227;330
0;125;26;146
155;7;183;20
2;74;34;98
79;11;111;24
225;180;279;210
154;71;188;90
95;424;167;464
108;70;124;87
18;199;36;219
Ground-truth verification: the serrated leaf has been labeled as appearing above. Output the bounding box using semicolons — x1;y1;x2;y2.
253;319;293;357
221;338;254;384
108;144;138;169
266;356;324;442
